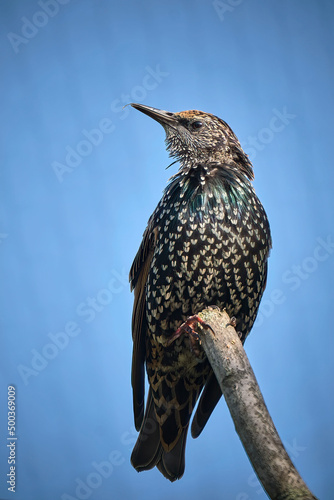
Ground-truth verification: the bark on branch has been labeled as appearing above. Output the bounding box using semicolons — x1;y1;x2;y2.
197;307;317;500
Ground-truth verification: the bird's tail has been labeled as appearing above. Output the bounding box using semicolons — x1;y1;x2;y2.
131;388;188;481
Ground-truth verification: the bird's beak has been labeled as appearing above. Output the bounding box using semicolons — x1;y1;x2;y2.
130;103;178;128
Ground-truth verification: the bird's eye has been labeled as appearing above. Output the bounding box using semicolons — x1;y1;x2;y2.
191;121;203;130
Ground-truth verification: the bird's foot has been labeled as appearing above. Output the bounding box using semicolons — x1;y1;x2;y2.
226;316;243;341
167;315;214;356
226;316;237;328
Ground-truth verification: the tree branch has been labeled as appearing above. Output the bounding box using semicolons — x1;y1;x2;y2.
197;307;317;500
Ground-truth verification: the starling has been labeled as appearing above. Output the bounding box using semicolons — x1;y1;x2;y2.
129;104;271;481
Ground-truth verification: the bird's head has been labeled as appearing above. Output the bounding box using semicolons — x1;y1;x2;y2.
131;103;254;180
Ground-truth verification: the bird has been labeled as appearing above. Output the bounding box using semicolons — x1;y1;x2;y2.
129;103;272;482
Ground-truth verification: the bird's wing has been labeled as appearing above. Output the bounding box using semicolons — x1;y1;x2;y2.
130;224;158;430
191;371;222;438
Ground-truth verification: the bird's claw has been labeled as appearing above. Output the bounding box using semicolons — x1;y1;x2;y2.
207;305;220;311
167;315;214;356
225;316;243;340
226;316;237;328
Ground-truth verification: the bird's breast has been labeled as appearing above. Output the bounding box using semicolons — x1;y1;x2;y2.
145;174;270;342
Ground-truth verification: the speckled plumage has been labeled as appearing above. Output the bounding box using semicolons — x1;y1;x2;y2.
129;104;271;481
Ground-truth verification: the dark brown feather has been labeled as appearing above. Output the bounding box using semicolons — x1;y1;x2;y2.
130;226;158;429
191;371;222;438
131;388;188;481
131;389;162;470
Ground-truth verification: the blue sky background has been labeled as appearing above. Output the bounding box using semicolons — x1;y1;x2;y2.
0;1;334;499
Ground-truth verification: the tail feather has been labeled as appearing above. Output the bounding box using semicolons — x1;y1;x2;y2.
156;425;188;481
131;388;188;481
131;388;162;471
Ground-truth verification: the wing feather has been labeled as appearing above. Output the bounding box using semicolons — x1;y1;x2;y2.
130;225;158;430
